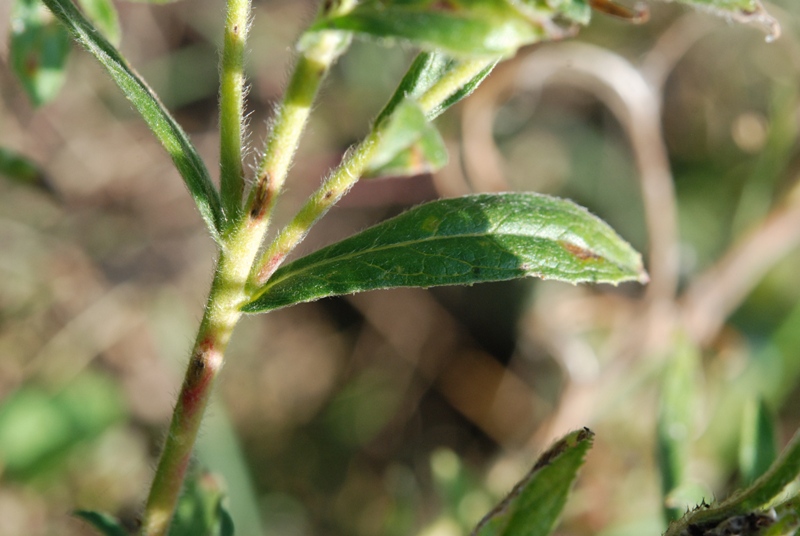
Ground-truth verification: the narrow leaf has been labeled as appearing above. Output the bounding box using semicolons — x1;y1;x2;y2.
658;336;701;522
0;147;56;195
740;398;778;486
665;428;800;536
310;0;555;58
367;98;448;177
76;0;121;46
74;510;129;536
10;0;71;106
666;0;779;40
40;0;225;241
243;193;647;313
472;428;594;536
376;52;498;125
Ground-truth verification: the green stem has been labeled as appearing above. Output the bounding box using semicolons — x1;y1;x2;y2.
219;0;252;221
248;57;496;289
140;222;264;536
245;30;351;227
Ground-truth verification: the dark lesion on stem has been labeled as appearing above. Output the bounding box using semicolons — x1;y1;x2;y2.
249;174;272;220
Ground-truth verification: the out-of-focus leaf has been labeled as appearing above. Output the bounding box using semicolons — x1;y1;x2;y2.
472;428;594;536
0;147;56;194
665;428;800;536
666;0;780;40
740;398;778;486
243;193;647;313
10;0;71;106
74;511;129;536
0;372;126;477
658;336;701;522
76;0;120;45
367;98;448;177
310;0;561;58
169;471;235;536
40;0;225;242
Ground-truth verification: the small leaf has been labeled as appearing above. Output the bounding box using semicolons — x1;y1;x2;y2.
10;0;71;106
658;335;701;522
367;126;448;178
40;0;225;242
740;398;778;486
244;193;647;313
169;471;235;536
665;0;779;41
472;428;594;536
376;52;497;124
310;0;560;58
76;0;121;46
665;428;800;536
0;147;56;195
367;98;448;177
74;510;129;536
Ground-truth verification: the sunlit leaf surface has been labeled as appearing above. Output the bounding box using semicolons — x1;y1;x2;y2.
244;193;647;313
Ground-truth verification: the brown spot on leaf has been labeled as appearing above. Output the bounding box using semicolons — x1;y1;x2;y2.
589;0;649;23
560;241;602;261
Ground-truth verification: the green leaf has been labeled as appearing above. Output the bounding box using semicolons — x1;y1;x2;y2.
367;98;448;177
665;0;779;40
0;372;126;477
740;398;778;486
0;147;55;194
376;52;497;124
74;510;129;536
310;0;559;58
658;335;701;522
243;193;647;313
169;471;235;536
76;0;121;46
472;428;594;536
39;0;225;242
10;0;71;106
665;428;800;536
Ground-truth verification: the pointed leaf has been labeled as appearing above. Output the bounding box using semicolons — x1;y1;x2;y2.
76;0;121;46
367;98;448;177
74;510;129;536
0;147;56;195
472;428;594;536
665;428;800;536
310;0;559;58
376;52;497;124
244;193;647;313
10;0;71;106
658;336;701;522
740;398;778;486
40;0;225;241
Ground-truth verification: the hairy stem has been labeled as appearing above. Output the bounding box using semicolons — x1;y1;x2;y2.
140;222;265;536
219;0;252;220
249;57;496;289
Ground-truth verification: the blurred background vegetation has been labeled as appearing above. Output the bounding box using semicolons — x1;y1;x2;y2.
1;0;800;534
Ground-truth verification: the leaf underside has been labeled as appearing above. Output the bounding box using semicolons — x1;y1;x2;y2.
244;193;647;313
